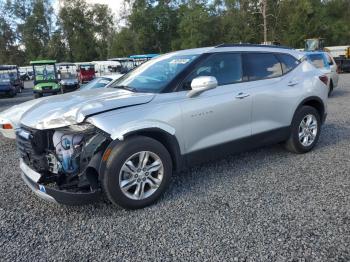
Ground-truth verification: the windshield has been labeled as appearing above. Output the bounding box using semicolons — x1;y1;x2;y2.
79;77;112;90
33;64;56;81
58;66;77;80
0;71;16;83
111;53;199;93
80;65;94;70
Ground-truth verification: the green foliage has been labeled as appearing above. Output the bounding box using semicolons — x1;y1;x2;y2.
1;0;350;65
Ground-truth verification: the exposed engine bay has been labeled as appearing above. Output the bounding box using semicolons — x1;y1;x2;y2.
17;124;111;197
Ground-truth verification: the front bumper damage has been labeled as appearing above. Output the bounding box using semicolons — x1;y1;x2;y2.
20;159;101;205
16;125;110;205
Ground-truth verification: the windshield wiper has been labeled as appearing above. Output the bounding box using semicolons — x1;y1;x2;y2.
114;85;136;92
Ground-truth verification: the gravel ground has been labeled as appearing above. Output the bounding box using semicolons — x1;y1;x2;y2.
0;77;349;261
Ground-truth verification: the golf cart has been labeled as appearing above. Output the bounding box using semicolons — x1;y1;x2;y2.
77;63;96;83
108;58;135;74
0;65;23;97
31;60;60;98
57;62;79;93
129;54;159;67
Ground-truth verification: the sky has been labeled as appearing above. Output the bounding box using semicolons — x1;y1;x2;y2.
55;0;125;17
85;0;124;14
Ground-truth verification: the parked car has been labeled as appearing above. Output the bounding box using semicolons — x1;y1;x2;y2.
10;45;328;209
1;98;46;139
57;62;79;93
305;51;339;96
0;65;23;97
0;74;123;140
79;74;123;91
31;60;61;98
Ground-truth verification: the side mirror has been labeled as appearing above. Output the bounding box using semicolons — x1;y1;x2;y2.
187;76;218;98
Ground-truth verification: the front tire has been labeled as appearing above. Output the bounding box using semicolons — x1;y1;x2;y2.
102;136;172;209
285;106;321;154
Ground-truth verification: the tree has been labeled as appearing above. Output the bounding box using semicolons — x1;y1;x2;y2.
91;3;114;60
175;0;212;49
18;0;53;61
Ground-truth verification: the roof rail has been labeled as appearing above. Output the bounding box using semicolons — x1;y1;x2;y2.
215;43;293;50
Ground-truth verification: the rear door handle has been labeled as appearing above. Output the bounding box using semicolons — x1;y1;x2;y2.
288;81;299;86
235;92;250;99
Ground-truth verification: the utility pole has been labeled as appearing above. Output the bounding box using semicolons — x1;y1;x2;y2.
261;0;267;43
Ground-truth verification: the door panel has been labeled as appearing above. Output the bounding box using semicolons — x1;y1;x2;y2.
249;76;298;135
181;83;252;154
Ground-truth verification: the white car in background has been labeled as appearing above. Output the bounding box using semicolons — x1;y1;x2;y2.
305;51;339;96
0;74;123;139
79;74;122;91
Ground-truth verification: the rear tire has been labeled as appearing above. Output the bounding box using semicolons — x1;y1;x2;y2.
34;93;43;99
8;90;16;98
284;106;321;154
328;81;333;97
102;136;172;209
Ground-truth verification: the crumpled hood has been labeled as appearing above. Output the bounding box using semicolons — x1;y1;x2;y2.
18;88;155;130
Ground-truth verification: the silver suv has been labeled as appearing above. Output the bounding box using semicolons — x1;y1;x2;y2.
16;44;328;209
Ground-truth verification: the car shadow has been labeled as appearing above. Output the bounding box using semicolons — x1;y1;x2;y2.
329;88;349;98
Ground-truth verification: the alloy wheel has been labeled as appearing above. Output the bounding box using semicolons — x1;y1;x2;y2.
298;114;318;147
119;151;164;200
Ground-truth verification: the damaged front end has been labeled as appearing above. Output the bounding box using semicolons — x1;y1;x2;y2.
16;123;111;205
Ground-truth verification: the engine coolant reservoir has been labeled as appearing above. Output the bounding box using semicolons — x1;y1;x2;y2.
52;131;83;174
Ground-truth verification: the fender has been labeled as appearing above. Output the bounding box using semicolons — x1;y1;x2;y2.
108;120;176;141
98;126;183;177
293;96;326;124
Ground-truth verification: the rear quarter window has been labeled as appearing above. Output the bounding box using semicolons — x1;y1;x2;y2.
243;53;282;81
276;54;300;74
307;54;326;69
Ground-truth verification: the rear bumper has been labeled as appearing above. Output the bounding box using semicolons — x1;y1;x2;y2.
61;84;79;92
0;127;16;139
20;159;101;205
33;88;60;94
0;88;13;93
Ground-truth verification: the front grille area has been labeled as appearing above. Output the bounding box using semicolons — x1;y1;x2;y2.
16;127;49;173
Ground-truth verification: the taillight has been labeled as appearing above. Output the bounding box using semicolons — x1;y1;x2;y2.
2;123;13;129
319;75;328;86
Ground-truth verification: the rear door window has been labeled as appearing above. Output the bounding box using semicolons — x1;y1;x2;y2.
243;53;282;81
307;54;326;69
276;54;300;74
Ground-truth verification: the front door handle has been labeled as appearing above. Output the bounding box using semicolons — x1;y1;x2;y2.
288;81;299;86
235;92;250;99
